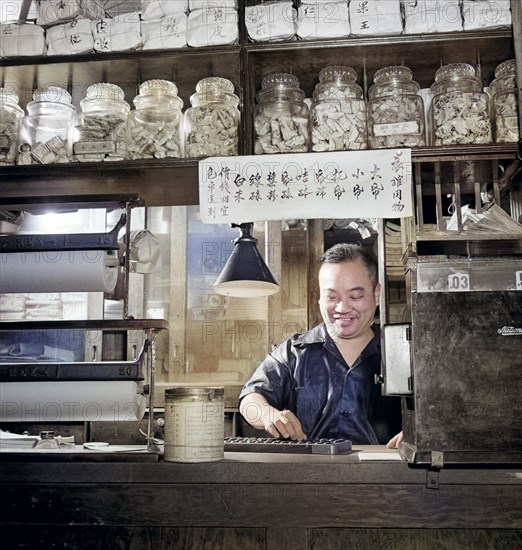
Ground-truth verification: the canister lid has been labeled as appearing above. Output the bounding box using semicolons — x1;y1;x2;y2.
191;77;239;107
33;86;73;104
138;79;179;97
86;83;126;102
134;79;183;109
494;59;516;79
165;386;224;399
318;65;357;84
196;77;235;95
373;66;413;84
434;63;476;82
0;87;20;104
261;73;300;90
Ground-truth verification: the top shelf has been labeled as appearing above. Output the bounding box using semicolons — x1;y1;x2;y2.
0;29;514;104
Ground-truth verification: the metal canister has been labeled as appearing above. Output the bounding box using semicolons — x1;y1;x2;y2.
163;386;224;463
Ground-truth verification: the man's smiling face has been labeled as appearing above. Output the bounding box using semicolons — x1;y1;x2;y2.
318;260;380;341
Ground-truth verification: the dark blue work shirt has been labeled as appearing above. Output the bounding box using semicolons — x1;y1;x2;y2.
239;324;401;444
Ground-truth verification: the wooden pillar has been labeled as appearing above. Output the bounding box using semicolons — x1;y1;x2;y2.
168;207;188;381
265;220;283;349
307;219;324;329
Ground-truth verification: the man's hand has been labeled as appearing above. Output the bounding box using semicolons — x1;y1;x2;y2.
261;408;307;441
240;393;307;441
386;431;403;449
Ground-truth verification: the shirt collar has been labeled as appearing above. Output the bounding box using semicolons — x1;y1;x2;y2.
294;322;381;353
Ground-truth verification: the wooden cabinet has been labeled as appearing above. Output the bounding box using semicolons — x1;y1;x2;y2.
0;20;519;208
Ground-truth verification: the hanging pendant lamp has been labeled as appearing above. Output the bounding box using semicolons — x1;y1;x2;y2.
213;222;279;297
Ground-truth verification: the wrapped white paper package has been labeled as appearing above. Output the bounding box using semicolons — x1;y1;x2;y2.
128;230;162;273
0;250;118;294
187;7;238;46
349;0;403;36
189;0;237;9
141;15;188;49
0;381;146;422
462;0;511;30
402;0;463;34
246;1;296;42
36;0;105;28
297;1;350;40
92;11;142;52
46;19;94;55
0;24;46;57
0;294;26;312
141;0;189;20
102;1;141;18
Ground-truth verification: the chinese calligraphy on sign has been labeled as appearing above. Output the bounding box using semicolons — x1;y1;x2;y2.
199;150;412;223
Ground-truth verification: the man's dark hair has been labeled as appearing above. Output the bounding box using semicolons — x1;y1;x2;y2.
320;243;379;288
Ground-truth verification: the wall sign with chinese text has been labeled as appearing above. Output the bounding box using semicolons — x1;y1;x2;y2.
199;149;412;223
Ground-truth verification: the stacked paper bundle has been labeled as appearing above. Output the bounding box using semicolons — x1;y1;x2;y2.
446;204;522;233
385;221;405;281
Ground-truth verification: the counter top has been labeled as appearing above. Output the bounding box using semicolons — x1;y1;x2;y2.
0;446;520;487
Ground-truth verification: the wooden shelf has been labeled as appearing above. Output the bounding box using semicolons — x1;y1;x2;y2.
245;29;514;93
0;46;243;108
0;28;517;208
416;232;522;241
0;319;169;331
0;159;200;208
1;144;518;209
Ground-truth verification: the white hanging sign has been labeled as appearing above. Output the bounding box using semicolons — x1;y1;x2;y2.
199;149;412;223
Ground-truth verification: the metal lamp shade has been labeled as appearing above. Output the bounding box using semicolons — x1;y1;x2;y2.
213;223;279;297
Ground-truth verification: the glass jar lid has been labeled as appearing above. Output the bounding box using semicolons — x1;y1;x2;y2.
431;63;482;94
490;59;517;96
139;79;179;97
261;73;300;90
0;87;24;116
33;86;72;105
134;79;183;109
80;83;130;114
27;86;76;116
434;63;476;82
0;87;20;105
314;65;362;101
191;77;239;107
318;65;357;84
494;59;516;79
369;66;420;99
196;77;234;95
32;86;73;105
373;65;414;84
86;83;126;102
256;73;305;103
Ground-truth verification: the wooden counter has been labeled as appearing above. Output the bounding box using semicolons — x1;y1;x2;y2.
0;447;521;549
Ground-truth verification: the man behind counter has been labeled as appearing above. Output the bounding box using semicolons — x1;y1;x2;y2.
239;242;402;448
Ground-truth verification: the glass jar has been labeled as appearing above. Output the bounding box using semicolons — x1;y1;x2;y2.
490;59;519;144
126;79;184;160
254;73;310;154
18;86;76;164
73;83;130;162
185;77;239;158
0;88;24;165
310;66;367;152
367;65;426;149
430;63;492;146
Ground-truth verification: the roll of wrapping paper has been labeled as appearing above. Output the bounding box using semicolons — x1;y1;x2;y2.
0;250;118;293
0;381;146;422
